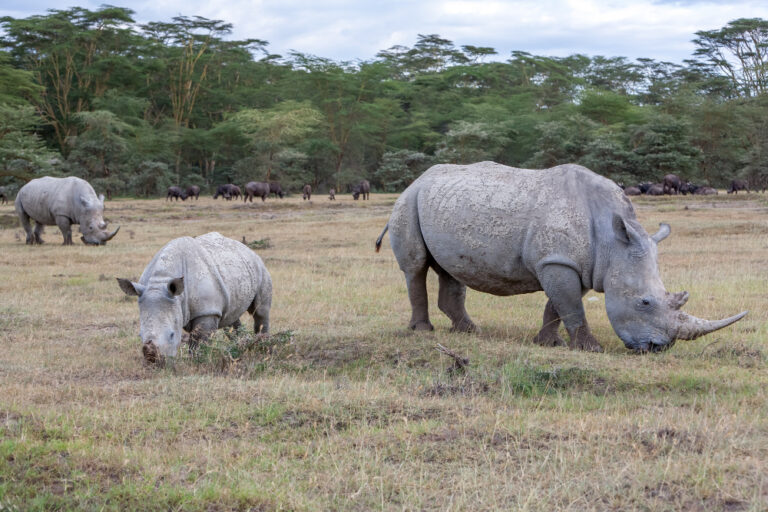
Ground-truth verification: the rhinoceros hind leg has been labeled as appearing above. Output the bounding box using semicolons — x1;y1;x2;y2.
188;315;220;351
248;293;271;335
17;208;35;244
33;221;45;244
537;264;603;353
406;267;434;331
532;299;566;347
435;267;477;333
55;215;72;245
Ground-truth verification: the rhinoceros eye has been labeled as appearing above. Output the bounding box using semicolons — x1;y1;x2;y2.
641;299;650;306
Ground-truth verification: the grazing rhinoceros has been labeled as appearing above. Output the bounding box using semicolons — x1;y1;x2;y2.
243;181;270;202
374;162;746;353
352;179;370;200
117;232;272;363
15;176;119;245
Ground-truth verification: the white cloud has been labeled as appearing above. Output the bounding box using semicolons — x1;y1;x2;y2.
2;0;768;62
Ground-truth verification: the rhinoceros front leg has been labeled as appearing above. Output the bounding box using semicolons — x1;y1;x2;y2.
537;264;603;352
532;299;566;347
435;267;477;333
187;315;220;352
55;215;73;245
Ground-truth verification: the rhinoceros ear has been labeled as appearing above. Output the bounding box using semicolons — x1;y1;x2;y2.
117;278;144;297
79;195;90;207
167;277;184;297
612;214;642;246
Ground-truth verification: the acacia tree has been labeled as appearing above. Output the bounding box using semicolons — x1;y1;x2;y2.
229;100;323;181
693;18;768;97
1;7;138;154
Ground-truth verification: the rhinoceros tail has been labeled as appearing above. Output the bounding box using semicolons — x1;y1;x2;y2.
375;223;389;253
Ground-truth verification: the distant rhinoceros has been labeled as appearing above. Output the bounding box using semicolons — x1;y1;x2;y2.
375;162;746;353
117;232;272;363
15;176;119;245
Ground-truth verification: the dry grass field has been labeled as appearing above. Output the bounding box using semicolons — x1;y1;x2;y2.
0;190;766;511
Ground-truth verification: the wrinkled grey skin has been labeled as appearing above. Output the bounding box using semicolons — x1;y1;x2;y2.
329;188;336;200
15;176;119;245
117;232;272;362
244;181;270;202
376;162;746;353
302;184;311;200
352;180;370;200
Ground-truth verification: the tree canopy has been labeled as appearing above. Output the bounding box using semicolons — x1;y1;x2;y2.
1;8;767;194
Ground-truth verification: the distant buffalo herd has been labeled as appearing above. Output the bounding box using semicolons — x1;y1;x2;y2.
622;174;766;197
167;180;371;202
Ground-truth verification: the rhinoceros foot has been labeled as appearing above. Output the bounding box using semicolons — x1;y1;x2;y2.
532;330;566;347
449;318;478;333
409;321;434;331
567;326;604;352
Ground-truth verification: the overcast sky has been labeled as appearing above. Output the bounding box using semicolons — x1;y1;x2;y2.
3;1;768;64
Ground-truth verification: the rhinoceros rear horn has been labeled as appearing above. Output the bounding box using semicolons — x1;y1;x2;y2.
674;310;748;340
651;223;670;243
104;226;119;241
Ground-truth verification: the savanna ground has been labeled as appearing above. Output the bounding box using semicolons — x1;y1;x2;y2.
0;189;766;511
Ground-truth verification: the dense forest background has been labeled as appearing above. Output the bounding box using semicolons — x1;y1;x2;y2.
2;7;768;196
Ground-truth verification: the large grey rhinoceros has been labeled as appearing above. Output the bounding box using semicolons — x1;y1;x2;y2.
15;176;119;245
117;232;272;362
375;162;746;353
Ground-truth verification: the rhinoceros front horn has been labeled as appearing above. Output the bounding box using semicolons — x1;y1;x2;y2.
674;310;748;340
104;226;120;241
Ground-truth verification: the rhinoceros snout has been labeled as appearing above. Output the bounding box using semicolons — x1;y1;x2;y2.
142;340;162;365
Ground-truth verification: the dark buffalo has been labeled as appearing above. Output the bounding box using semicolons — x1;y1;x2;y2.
185;185;200;200
269;182;284;198
646;184;664;196
694;186;718;195
727;179;749;194
638;182;653;194
214;184;240;200
0;186;8;205
352;179;370;200
244;181;270;202
167;186;187;201
329;188;336;200
302;184;312;200
662;174;681;195
680;182;698;195
624;186;641;196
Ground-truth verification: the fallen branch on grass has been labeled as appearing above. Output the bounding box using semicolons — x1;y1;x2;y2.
436;343;469;374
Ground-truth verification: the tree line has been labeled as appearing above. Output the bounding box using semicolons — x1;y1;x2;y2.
1;7;768;196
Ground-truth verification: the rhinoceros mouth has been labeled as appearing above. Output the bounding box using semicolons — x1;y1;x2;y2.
81;236;103;246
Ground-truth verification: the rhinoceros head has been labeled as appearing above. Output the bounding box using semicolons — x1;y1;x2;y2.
604;215;746;352
79;194;119;245
117;277;185;362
